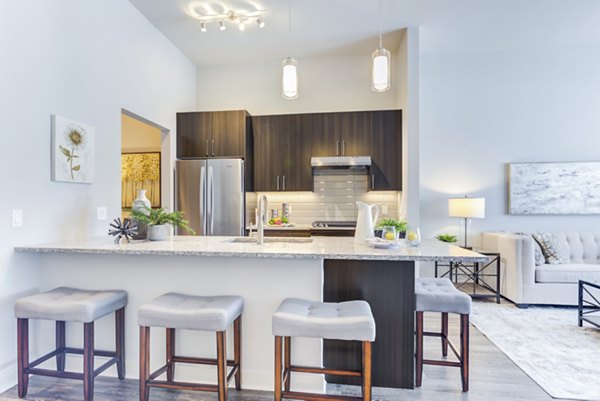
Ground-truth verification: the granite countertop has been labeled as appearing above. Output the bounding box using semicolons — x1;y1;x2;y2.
15;236;488;262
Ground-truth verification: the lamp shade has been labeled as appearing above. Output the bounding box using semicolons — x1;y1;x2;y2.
448;197;485;219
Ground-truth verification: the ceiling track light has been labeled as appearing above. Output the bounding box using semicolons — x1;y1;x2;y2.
195;9;266;33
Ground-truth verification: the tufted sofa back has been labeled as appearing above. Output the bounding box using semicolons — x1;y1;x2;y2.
550;231;600;264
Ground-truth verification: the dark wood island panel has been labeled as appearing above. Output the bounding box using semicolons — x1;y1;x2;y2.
323;259;415;389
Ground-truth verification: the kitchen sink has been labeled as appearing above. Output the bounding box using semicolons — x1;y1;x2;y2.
228;237;314;244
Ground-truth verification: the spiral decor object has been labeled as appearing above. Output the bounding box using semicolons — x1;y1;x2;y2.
108;218;138;244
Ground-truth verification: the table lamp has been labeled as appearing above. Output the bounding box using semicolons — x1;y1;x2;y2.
448;196;485;249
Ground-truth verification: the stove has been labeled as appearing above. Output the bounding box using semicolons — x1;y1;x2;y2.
311;221;357;228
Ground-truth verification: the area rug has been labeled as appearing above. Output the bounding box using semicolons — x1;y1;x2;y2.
471;302;600;400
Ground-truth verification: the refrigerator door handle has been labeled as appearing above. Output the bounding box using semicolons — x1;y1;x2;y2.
200;166;206;234
208;165;215;235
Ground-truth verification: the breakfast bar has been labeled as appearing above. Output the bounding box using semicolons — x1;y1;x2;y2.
15;237;486;391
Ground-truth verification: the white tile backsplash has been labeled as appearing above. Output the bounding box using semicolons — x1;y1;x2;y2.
247;170;401;225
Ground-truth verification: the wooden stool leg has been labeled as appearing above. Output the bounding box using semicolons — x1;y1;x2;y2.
283;336;291;392
83;322;95;401
116;308;125;380
139;326;150;401
274;336;282;401
362;341;372;401
56;321;66;372
17;318;29;398
441;312;449;357
216;331;228;401
460;314;470;392
415;311;424;388
166;328;175;382
234;316;242;390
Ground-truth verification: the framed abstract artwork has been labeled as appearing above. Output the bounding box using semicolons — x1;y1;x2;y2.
121;152;161;208
51;115;95;184
508;162;600;215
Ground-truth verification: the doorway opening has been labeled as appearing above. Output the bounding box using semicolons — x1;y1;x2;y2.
120;110;170;219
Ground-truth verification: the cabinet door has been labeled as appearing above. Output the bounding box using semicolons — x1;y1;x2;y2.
282;114;313;191
210;110;247;158
339;111;372;156
176;112;209;158
369;110;402;190
311;112;340;157
253;115;283;191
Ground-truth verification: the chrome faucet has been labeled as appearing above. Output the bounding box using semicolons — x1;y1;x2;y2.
257;195;268;245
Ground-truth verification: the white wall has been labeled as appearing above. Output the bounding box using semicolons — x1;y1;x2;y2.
196;53;397;115
419;45;600;244
0;0;196;391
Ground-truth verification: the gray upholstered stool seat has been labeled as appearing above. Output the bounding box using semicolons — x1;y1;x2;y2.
272;298;376;342
14;287;128;323
138;293;243;331
415;277;472;315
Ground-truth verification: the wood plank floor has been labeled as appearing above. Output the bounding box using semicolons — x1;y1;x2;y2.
0;304;558;401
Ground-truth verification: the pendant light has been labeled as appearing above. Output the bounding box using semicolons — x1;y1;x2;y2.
372;0;391;92
282;0;298;99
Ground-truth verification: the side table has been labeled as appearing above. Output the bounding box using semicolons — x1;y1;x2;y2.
435;250;501;304
579;280;600;328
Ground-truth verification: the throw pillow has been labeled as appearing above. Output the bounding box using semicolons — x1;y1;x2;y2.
514;232;545;266
532;233;571;265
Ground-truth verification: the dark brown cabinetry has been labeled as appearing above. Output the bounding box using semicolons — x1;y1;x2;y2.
176;110;253;190
252;114;312;192
369;110;402;190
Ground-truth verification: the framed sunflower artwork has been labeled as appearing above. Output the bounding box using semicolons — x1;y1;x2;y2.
51;115;95;184
121;152;161;208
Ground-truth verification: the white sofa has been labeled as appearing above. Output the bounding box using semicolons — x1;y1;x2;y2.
481;231;600;307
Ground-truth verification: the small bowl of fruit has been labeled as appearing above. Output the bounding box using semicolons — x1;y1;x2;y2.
268;216;294;227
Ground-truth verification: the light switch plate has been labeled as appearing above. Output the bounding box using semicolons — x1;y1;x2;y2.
12;209;23;227
97;207;107;221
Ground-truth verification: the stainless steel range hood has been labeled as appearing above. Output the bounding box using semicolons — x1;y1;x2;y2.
311;156;371;169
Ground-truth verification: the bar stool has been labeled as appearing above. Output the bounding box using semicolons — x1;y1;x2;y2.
138;293;243;401
272;298;376;401
14;287;127;401
415;277;472;392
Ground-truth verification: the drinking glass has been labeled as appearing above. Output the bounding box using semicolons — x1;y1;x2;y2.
380;226;397;241
406;227;421;247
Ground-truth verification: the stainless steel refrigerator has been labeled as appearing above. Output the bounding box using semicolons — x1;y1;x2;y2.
175;159;245;236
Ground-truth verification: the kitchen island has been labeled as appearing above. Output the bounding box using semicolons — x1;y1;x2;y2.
15;236;486;391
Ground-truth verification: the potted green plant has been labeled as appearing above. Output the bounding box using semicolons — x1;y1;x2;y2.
436;234;458;243
375;218;408;239
131;207;195;241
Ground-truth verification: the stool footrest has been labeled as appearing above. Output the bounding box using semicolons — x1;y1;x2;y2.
172;355;235;366
287;365;362;377
423;359;462;368
27;368;84;380
148;380;219;392
282;391;364;401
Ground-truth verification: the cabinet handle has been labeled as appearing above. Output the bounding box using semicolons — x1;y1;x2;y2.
371;174;375;190
277;175;280;191
212;140;215;157
282;175;286;191
205;139;209;156
342;140;346;155
336;140;340;156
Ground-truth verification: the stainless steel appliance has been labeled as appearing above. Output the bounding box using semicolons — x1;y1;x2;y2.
175;159;245;236
311;221;357;228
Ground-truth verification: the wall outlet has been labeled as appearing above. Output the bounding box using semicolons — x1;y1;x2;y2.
12;209;23;227
97;207;107;221
382;205;388;215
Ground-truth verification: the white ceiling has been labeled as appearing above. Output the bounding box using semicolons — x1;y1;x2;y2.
128;0;600;67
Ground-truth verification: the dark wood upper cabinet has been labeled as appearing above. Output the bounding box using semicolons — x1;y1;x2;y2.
369;110;402;190
176;110;253;190
253;114;313;192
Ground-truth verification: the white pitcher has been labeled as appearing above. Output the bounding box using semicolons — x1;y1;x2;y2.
354;201;380;243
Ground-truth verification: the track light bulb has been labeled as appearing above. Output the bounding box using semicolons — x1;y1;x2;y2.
238;20;246;31
200;22;207;32
257;18;265;28
219;21;226;31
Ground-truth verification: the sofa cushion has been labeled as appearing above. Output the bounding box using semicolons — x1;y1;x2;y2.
535;264;600;284
552;232;600;264
533;233;571;264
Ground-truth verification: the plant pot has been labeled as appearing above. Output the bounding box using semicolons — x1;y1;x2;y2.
148;224;170;241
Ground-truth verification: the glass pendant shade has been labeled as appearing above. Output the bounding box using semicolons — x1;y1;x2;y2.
282;57;298;99
372;46;391;92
